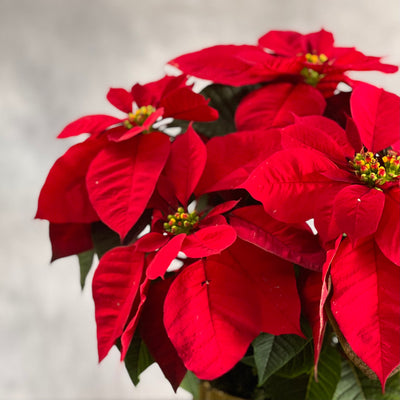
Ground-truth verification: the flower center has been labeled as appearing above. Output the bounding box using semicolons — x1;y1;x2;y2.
300;53;328;86
351;150;400;187
305;53;328;65
163;207;200;235
123;105;156;129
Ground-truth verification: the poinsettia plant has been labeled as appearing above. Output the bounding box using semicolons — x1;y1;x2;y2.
36;28;400;400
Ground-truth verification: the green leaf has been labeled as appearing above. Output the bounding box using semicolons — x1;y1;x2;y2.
180;371;200;400
276;341;314;378
193;84;261;138
266;374;309;400
332;359;366;400
253;333;309;385
357;369;400;400
119;334;154;386
305;342;342;400
241;355;256;368
77;249;95;289
332;360;400;400
91;221;121;259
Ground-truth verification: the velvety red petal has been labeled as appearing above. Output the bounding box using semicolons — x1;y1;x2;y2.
313;189;343;248
163;239;302;380
131;75;187;107
134;232;169;252
49;222;93;261
350;82;400;153
181;225;237;258
201;200;240;221
313;236;342;372
283;115;355;161
36;136;106;223
258;30;303;56
298;270;323;369
169;45;300;86
304;29;335;56
345;116;363;153
242;148;340;223
146;234;186;280
120;277;151;359
330;237;400;388
106;88;133;114
235;82;326;131
333;185;385;243
161;87;218;121
375;187;400;266
139;277;186;391
57;115;121;139
332;47;398;73
162;125;207;206
229;205;326;271
92;246;145;361
196;129;282;195
86;133;170;239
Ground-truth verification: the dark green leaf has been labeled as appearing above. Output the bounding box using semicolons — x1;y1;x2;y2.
192;84;261;138
180;371;200;400
91;221;121;259
266;374;309;400
253;333;309;385
241;355;256;368
332;359;366;400
305;342;342;400
357;369;400;400
276;341;314;378
77;249;95;290
119;334;154;386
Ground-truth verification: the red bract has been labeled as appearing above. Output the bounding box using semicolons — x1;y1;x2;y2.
57;74;218;142
86;132;171;239
49;223;93;261
169;44;303;86
36;135;107;224
243;83;400;265
139;277;187;391
258;29;398;92
329;236;400;388
235;82;326;131
92;245;146;362
228;205;326;271
163;239;303;380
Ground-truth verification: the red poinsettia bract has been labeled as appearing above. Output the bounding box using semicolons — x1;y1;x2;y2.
163;238;303;380
169;29;397;95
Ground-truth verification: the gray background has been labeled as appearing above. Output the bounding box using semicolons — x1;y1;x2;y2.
1;0;399;399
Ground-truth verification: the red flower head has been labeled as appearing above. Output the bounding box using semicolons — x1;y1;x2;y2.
243;82;400;264
258;29;398;92
57;74;218;142
36;75;218;259
169;29;397;96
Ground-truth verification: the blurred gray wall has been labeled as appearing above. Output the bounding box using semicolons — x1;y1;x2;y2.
1;0;399;398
